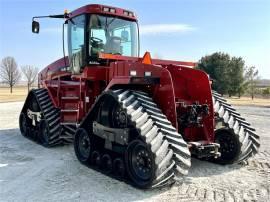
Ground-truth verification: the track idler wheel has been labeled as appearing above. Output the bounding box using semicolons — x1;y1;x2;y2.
19;113;29;137
213;128;241;164
100;154;113;173
74;128;92;164
113;158;125;178
126;140;155;189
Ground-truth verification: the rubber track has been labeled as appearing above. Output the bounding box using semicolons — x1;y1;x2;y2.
113;89;191;188
31;88;73;146
212;91;260;162
61;125;76;144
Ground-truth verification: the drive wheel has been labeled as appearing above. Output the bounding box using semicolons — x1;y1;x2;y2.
74;128;92;164
214;128;241;164
39;120;50;146
126;140;155;188
19;113;29;137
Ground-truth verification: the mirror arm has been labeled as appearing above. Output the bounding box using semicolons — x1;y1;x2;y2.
32;13;68;21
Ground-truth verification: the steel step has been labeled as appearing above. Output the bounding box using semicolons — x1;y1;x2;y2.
61;96;79;100
60;122;78;126
61;109;78;112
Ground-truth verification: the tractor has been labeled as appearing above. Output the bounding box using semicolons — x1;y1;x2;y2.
19;4;260;188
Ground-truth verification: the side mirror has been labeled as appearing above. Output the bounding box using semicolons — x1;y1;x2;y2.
32;20;40;33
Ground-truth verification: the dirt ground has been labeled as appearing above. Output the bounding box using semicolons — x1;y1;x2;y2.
0;102;269;202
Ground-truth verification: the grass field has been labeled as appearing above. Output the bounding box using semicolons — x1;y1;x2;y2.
0;86;30;103
0;86;269;107
226;96;270;107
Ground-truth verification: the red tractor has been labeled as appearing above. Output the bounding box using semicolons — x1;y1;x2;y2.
20;4;260;188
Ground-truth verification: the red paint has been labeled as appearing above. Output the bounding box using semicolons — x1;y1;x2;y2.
68;4;137;21
37;4;215;144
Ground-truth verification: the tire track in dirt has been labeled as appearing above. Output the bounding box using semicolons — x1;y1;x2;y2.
153;183;269;202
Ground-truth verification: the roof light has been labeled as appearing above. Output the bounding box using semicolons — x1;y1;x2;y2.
128;12;133;17
130;70;137;76
103;7;109;12
123;11;129;16
110;8;116;13
144;71;152;77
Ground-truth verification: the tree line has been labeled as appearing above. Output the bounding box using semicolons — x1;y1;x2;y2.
196;52;262;99
0;53;266;99
0;56;38;93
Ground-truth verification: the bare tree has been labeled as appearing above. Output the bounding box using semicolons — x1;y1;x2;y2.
21;65;39;92
0;57;21;93
245;66;259;100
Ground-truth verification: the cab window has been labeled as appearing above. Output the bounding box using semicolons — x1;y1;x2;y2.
88;14;138;58
68;15;85;73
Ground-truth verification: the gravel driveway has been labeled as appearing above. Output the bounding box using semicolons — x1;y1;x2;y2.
0;102;269;202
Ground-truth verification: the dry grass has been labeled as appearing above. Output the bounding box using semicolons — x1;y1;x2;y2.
0;86;29;103
0;86;269;107
226;96;270;107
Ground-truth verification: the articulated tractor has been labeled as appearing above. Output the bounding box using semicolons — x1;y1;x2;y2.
20;4;260;188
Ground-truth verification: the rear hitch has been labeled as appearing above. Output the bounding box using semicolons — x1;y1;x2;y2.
188;141;220;159
178;102;209;128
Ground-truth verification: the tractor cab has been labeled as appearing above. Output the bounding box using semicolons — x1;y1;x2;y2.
32;4;139;74
68;13;139;73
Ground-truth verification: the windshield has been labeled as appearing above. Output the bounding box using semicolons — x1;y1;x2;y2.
88;15;138;57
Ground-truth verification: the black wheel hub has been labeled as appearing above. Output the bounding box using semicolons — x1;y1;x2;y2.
113;106;128;128
215;129;241;163
78;132;91;159
132;146;152;180
217;135;237;156
74;128;92;163
126;140;154;188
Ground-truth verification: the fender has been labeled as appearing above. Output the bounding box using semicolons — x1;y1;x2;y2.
167;65;215;142
105;61;178;130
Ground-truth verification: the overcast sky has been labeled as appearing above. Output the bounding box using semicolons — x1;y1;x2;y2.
0;0;269;79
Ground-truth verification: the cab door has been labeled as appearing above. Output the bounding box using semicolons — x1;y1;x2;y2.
68;15;86;74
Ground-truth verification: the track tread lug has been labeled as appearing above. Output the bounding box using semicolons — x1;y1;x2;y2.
212;92;260;163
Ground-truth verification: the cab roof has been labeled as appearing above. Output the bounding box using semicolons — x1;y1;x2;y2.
69;4;137;21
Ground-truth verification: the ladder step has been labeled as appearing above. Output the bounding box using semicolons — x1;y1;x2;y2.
61;109;79;112
60;122;78;126
61;96;79;100
60;81;80;86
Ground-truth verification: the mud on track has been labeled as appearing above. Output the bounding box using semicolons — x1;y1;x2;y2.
0;102;269;201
